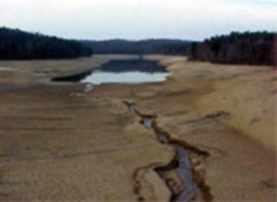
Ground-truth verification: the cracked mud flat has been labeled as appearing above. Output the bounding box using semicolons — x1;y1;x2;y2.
0;55;276;202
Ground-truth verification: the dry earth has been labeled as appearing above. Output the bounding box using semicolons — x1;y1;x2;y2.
0;55;276;202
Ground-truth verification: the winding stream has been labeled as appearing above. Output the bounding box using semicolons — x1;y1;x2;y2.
175;146;199;202
124;101;212;202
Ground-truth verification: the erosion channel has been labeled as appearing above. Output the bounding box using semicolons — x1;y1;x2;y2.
123;100;213;202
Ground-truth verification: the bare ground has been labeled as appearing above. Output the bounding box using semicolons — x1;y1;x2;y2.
0;55;276;202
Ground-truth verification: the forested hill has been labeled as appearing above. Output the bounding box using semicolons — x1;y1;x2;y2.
81;39;192;55
0;27;93;60
189;32;277;66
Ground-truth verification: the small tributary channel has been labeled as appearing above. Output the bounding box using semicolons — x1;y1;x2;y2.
143;116;201;202
124;101;212;202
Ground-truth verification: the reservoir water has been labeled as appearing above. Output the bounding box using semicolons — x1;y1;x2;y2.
52;59;170;84
81;59;170;85
81;70;170;85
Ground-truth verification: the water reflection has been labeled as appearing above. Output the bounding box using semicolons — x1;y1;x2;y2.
81;70;170;85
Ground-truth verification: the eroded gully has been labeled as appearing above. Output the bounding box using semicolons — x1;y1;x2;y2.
123;100;213;202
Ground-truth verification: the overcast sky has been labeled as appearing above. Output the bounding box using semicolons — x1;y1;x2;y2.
0;0;276;40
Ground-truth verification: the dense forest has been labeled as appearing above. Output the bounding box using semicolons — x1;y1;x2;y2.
81;39;191;55
2;27;276;66
189;32;277;66
0;27;93;60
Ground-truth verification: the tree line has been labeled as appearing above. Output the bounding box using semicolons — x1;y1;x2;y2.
189;31;277;66
2;27;276;66
81;39;191;55
0;27;93;60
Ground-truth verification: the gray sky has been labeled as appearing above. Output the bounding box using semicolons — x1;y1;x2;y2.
0;0;276;40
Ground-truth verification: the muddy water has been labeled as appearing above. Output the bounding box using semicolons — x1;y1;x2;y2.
175;146;199;202
142;117;153;129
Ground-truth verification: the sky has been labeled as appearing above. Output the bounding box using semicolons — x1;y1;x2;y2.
0;0;276;41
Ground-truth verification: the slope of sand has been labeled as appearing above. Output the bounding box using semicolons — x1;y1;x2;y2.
0;82;174;202
0;55;276;202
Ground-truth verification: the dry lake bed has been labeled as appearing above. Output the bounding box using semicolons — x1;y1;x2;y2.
0;55;276;202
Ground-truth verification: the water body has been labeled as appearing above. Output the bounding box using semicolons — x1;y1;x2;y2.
82;71;170;85
175;146;199;202
81;59;170;85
